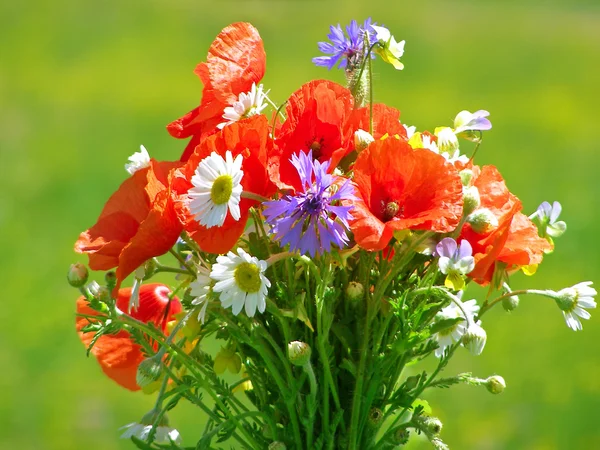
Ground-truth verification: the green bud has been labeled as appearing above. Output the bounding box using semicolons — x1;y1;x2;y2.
466;208;498;234
502;295;519;312
140;409;169;427
461;324;487;356
404;375;420;391
368;407;384;427
136;356;163;388
462;186;481;216
105;271;117;288
268;442;287;450
67;263;88;288
485;375;506;394
459;169;474;186
287;341;312;367
421;416;443;436
394;427;410;445
346;281;364;302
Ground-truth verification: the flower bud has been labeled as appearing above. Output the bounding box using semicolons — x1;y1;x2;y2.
394;427;410;445
67;263;88;287
136;356;163;388
462;323;487;356
462;186;481;217
354;129;375;152
268;442;287;450
346;281;364;302
105;271;117;287
466;208;498;234
459;169;473;186
287;341;312;367
502;295;519;312
485;375;506;394
414;416;443;436
368;407;384;427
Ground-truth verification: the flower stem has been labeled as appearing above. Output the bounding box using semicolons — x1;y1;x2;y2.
478;289;550;318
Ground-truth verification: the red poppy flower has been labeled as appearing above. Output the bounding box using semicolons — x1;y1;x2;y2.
271;80;355;190
498;211;552;271
173;115;275;254
75;160;183;291
345;103;408;141
75;283;182;391
347;138;463;251
167;22;266;162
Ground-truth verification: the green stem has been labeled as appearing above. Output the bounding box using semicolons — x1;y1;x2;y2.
478;289;549;318
304;361;318;449
168;248;196;276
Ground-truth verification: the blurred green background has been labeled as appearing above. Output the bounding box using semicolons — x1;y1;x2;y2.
2;0;599;448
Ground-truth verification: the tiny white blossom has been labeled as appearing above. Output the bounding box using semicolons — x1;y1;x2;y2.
190;266;211;323
125;145;151;175
210;248;270;317
403;124;417;139
433;293;479;358
188;150;243;228
217;83;268;129
554;281;597;331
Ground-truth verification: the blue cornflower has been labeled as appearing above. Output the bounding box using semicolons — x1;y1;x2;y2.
312;19;377;70
263;151;355;257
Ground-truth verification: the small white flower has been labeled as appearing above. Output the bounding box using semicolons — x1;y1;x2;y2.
190;266;211;323
354;129;374;151
210;248;270;317
433;293;479;358
434;127;459;153
421;134;439;153
217;83;268;129
188;150;243;228
554;281;597;331
128;265;147;312
462;322;487;356
371;25;405;70
120;422;181;445
125;145;151;175
403;124;417;139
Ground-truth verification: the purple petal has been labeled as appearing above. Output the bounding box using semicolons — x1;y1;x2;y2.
457;239;473;259
436;237;457;259
550;201;562;223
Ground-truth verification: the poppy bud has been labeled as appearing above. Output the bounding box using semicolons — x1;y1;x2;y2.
354;129;375;152
346;281;364;302
462;186;481;216
462;323;487;356
136;356;163;388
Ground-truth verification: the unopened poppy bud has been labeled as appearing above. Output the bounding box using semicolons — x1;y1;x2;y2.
346;281;364;301
268;442;287;450
485;375;506;394
136;356;163;388
459;169;473;186
466;208;498;234
502;295;519;312
368;407;384;427
287;341;312;367
354;129;375;152
462;186;481;216
67;263;88;287
462;323;487;356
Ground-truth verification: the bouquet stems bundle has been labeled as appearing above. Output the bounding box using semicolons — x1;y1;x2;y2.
68;20;596;450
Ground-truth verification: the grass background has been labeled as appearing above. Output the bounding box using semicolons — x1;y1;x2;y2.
1;0;599;448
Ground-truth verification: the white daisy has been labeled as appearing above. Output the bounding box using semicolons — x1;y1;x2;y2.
125;145;151;175
403;124;417;139
190;265;211;323
210;248;270;317
217;83;268;129
433;293;480;358
187;150;243;228
554;281;597;331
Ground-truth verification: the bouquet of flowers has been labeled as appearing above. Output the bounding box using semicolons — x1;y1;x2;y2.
68;20;596;450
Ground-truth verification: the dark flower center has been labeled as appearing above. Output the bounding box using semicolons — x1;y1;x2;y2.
381;200;403;222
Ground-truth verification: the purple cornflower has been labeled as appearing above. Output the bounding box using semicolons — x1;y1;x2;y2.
263;151;355;257
312;18;377;70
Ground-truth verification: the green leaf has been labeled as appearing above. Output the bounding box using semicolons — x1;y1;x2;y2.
428;317;463;336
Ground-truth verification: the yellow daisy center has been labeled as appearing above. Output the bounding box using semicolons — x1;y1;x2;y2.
211;175;234;205
234;262;261;293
